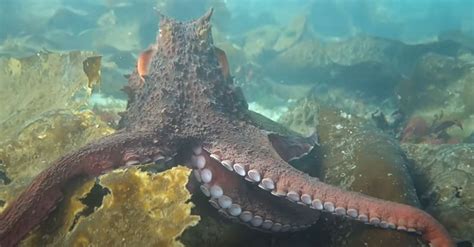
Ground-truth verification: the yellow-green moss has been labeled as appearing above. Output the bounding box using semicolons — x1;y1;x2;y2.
23;166;199;247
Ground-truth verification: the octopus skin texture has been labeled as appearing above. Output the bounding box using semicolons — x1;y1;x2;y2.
0;9;455;247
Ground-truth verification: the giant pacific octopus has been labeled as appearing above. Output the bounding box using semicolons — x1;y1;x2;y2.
0;9;455;247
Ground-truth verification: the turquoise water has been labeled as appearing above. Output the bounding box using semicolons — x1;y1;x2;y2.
1;1;473;41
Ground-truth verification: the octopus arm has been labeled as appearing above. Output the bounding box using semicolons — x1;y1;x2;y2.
203;125;455;247
273;169;456;247
314;181;454;246
0;130;169;247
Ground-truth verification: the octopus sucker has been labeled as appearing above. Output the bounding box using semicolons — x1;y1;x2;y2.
190;148;319;232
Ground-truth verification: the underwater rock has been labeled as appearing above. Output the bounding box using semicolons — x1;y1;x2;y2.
438;30;474;51
264;35;405;99
411;53;467;87
77;24;142;53
280;97;423;247
266;34;405;81
397;52;474;140
324;35;403;67
316;107;421;247
21;166;199;246
47;7;96;34
402;143;474;243
397;52;469;113
264;34;470;98
401;114;464;144
461;67;474;114
264;39;330;84
278;97;320;137
273;14;309;52
242;25;281;60
465;132;474;144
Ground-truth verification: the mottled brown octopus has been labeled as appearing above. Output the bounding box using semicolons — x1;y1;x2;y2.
0;9;455;247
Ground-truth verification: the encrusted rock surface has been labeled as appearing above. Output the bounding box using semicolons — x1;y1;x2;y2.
402;143;474;243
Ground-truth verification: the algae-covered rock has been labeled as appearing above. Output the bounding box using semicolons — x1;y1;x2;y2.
265;35;405;85
265;34;469;99
243;25;281;60
265;39;331;83
316;107;421;247
463;70;474;114
22;166;199;247
280;97;422;247
398;53;469;114
402;143;474;243
278;97;320;137
397;52;474;139
273;14;309;52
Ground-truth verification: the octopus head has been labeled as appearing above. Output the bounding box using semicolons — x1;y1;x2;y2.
156;8;215;57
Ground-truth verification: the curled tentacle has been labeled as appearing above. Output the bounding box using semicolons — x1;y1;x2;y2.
188;147;319;231
194;123;455;247
0;131;172;247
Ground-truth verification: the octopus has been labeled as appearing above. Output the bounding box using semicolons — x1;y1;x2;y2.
0;9;455;247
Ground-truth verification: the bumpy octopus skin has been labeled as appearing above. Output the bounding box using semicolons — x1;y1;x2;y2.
0;9;454;247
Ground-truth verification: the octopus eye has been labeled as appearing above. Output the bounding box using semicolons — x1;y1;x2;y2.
197;24;211;43
158;24;172;41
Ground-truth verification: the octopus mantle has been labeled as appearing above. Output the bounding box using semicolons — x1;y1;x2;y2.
0;9;455;247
